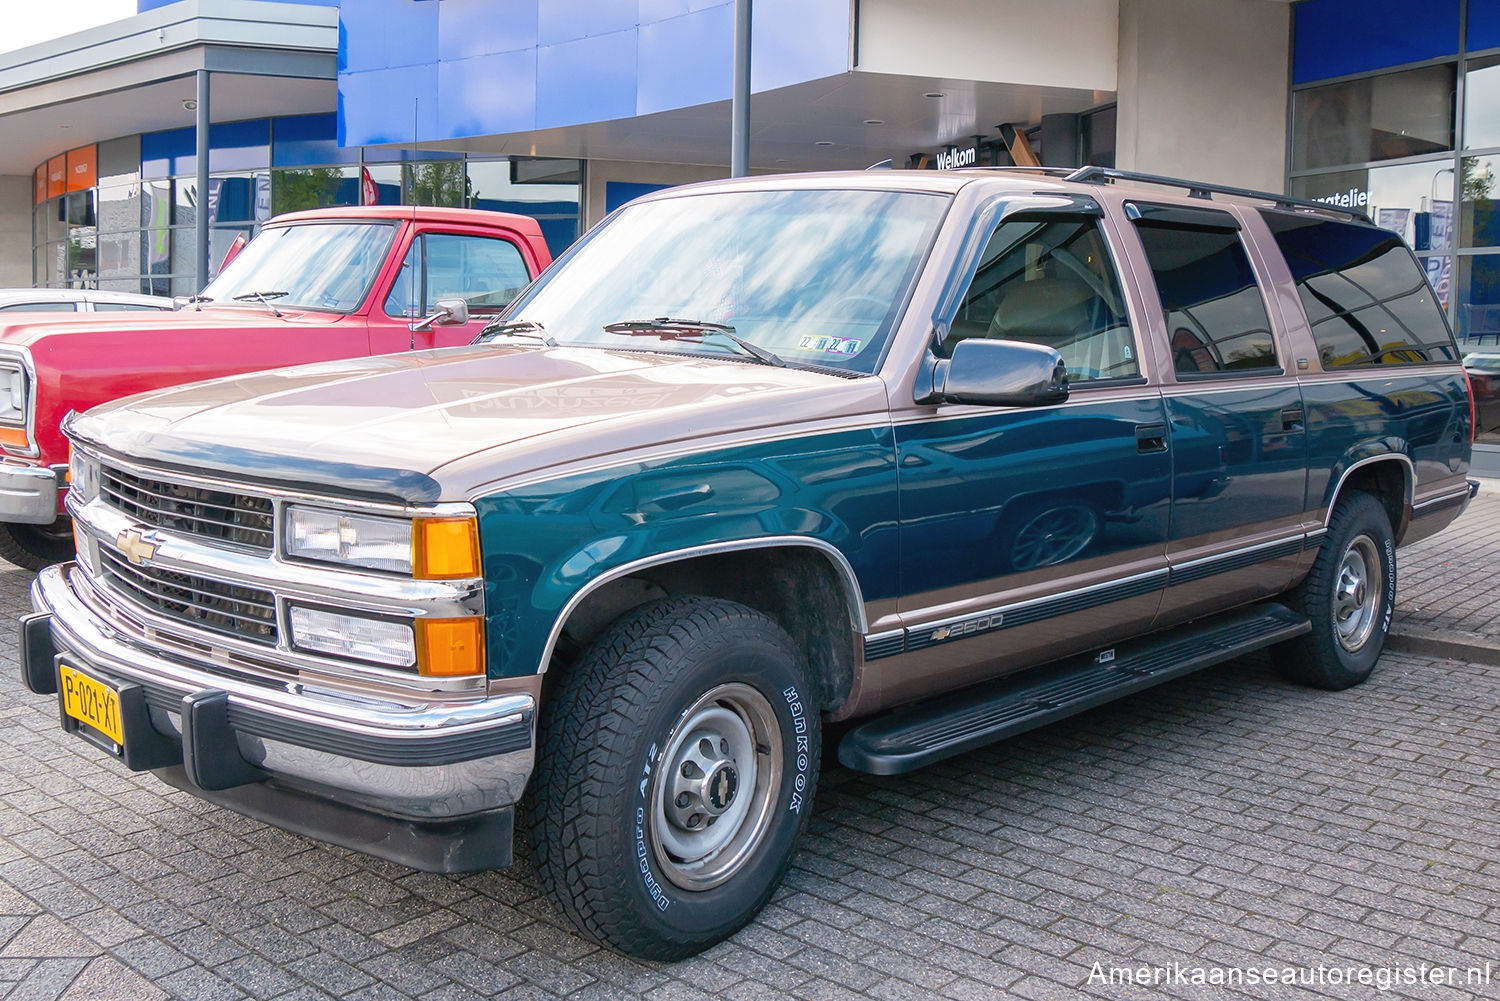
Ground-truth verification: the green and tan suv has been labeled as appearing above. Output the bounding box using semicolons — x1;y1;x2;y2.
21;167;1476;959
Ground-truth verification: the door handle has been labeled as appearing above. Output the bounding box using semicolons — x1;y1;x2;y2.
1281;406;1305;432
1135;423;1167;453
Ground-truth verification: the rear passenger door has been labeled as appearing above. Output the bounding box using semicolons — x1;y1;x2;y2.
1121;204;1310;626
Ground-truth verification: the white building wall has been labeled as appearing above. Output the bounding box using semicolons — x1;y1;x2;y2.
583;161;734;231
857;0;1119;92
1116;0;1290;191
0;177;32;287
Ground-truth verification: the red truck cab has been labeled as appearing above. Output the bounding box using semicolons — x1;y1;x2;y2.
0;205;552;569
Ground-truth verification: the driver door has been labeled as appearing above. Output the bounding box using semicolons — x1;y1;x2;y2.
368;231;537;353
887;206;1171;702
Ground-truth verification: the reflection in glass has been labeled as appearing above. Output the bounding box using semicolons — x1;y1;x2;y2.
404;161;465;207
1135;224;1277;374
502;188;950;374
1465;55;1500;151
271;166;358;214
1457;255;1500;345
199;221;397;313
1461;155;1500;248
97;182;139;236
1262;212;1455;367
1292;64;1455;171
1291;161;1457;252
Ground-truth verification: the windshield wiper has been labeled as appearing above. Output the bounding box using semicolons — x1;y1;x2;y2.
602;317;786;367
231;290;289;317
477;318;557;346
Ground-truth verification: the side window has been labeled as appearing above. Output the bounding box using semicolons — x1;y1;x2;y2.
383;240;420;319
1134;216;1279;376
945;215;1138;383
94;302;169;312
426;234;531;313
1259;211;1457;368
0;302;77;312
385;234;531;320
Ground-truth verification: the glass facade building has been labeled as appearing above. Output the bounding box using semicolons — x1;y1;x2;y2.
1289;0;1500;450
32;113;581;296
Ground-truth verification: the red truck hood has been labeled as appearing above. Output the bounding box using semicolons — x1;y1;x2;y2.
0;305;346;350
68;345;887;503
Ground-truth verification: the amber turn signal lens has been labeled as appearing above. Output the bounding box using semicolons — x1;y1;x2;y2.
413;517;480;579
0;427;30;451
416;617;486;677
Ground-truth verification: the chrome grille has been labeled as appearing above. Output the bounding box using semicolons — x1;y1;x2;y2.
98;463;274;552
98;547;279;645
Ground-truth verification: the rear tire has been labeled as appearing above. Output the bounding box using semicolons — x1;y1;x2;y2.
530;596;819;960
1273;492;1395;690
0;518;73;572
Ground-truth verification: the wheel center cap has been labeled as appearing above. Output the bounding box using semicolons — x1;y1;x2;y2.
706;764;739;813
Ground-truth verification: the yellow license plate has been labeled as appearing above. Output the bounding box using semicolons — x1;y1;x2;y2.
58;664;123;746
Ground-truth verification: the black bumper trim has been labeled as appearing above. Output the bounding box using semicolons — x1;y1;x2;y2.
154;765;513;872
19;613;56;695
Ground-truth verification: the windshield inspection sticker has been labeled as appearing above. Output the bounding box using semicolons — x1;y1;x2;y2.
797;335;862;356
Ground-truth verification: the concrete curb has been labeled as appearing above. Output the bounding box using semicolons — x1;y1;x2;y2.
1388;624;1500;666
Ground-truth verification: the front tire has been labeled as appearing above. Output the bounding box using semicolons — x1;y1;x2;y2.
0;518;73;572
1274;492;1396;690
531;597;820;960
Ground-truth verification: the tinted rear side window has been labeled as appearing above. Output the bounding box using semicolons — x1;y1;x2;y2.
1260;212;1457;368
1134;221;1279;376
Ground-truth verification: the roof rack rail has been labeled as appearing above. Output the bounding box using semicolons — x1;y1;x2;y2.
954;165;1077;178
1063;165;1371;222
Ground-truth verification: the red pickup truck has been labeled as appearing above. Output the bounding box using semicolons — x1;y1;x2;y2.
0;205;552;569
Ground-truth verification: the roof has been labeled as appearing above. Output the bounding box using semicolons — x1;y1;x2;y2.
266;204;547;237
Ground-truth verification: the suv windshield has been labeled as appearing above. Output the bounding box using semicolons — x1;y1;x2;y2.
500;188;950;373
200;221;398;313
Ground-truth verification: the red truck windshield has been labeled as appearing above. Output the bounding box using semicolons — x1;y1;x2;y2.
200;221;399;314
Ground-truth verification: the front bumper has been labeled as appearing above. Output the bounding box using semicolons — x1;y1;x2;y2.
0;459;59;524
25;562;535;872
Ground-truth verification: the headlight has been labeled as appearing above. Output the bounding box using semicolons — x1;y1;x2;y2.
68;446;99;502
284;506;413;574
0;362;26;425
288;605;416;668
284;506;481;578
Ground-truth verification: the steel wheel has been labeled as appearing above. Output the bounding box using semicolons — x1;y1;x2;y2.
1333;533;1380;652
649;683;782;891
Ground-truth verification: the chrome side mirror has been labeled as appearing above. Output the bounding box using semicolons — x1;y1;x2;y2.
409;298;470;332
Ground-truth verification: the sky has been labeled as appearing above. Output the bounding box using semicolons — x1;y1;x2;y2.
2;1;137;55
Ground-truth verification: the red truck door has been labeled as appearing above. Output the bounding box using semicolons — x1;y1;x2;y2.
367;227;542;354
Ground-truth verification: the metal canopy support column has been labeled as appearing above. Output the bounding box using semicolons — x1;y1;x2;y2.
730;0;751;177
195;68;210;293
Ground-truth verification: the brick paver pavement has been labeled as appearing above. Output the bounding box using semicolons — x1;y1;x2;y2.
0;532;1497;999
1396;476;1500;643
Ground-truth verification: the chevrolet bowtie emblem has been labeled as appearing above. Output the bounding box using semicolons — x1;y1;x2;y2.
115;528;159;566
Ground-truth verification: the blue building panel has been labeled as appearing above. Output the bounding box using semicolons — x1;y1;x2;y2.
339;63;440;147
1293;0;1459;85
141;120;271;178
1471;0;1500;53
438;0;539;61
272;113;358;166
539;0;639;45
438;50;539;138
340;0;439;71
637;5;733;116
338;0;852;147
537;30;640;127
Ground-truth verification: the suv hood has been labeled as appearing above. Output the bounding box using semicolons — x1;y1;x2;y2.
69;345;887;503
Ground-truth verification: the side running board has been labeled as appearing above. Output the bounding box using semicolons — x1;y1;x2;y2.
839;602;1310;775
